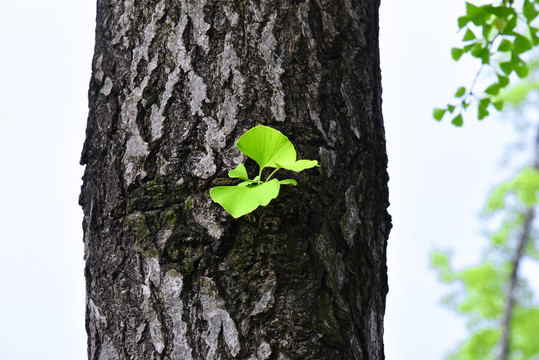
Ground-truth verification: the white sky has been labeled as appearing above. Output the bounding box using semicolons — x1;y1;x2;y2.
0;1;530;359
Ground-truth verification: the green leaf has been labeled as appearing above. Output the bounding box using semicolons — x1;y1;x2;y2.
497;74;509;87
236;125;319;173
463;29;476;41
486;181;512;211
433;108;446;121
447;104;456;113
481;24;496;41
486;4;512;18
514;167;539;206
458;16;470;29
276;159;319;172
278;179;297;186
451;47;464;61
450;328;500;359
228;163;249;180
497;39;512;52
512;308;539;356
515;64;529;78
236;125;296;170
489;218;515;246
479;97;490;107
499;61;513;75
457;263;505;318
529;26;539;45
471;43;490;64
493;81;539;106
484;83;501;96
514;34;533;54
478;98;490;120
452;114;463;127
466;3;488;26
523;0;539;23
502;13;518;35
431;252;455;283
478;106;489;120
492;101;504;111
455;86;467;98
210;179;280;218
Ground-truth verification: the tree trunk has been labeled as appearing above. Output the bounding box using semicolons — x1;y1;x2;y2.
80;0;390;359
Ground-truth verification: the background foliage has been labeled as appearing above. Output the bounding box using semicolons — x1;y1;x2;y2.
432;1;539;358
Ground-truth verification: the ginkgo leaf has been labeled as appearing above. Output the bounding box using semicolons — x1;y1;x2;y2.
276;159;319;172
278;179;297;185
492;81;539;106
228;163;249;180
211;125;319;218
236;125;297;169
210;179;280;218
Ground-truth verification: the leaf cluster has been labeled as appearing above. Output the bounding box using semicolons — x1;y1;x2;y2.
434;0;539;126
210;125;318;218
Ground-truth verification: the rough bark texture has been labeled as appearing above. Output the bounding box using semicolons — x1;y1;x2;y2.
80;1;391;359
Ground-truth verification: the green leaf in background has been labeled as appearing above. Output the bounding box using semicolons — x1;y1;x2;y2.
492;101;504;111
497;74;510;87
478;106;489;120
502;12;519;35
455;86;467;97
457;263;505;318
485;83;501;95
498;38;512;52
514;167;539;206
452;114;464;127
452;47;465;61
529;26;539;45
431;252;454;283
479;98;490;109
486;181;512;212
463;29;476;41
458;16;470;29
523;0;539;23
512;307;539;356
448;328;500;360
210;179;280;218
433;108;446;121
514;34;533;54
515;63;530;78
493;81;539;106
466;2;488;26
500;61;513;75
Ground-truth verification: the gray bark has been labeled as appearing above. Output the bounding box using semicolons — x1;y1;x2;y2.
80;0;391;359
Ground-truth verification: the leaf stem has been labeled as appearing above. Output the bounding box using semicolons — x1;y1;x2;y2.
258;168;263;184
265;168;280;182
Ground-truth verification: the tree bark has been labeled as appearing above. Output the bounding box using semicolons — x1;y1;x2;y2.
80;1;390;359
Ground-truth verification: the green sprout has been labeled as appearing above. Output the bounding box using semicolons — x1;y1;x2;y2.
210;125;319;218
